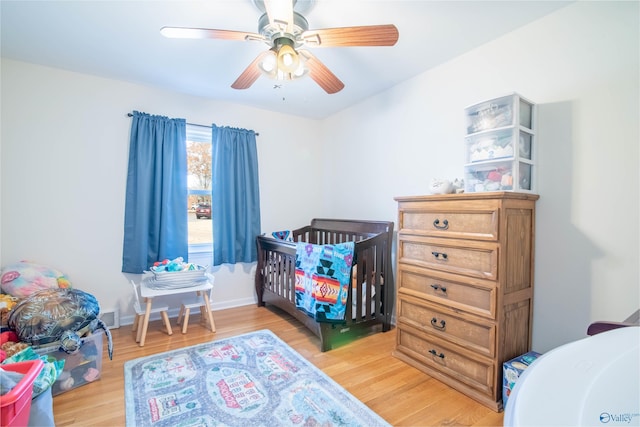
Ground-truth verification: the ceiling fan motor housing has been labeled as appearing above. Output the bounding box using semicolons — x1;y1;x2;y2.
258;11;308;49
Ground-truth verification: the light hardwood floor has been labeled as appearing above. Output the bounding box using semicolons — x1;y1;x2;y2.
52;305;505;426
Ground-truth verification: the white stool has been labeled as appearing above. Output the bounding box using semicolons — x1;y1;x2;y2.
176;277;215;334
130;280;172;342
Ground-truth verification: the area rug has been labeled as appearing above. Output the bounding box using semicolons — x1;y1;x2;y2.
124;329;390;427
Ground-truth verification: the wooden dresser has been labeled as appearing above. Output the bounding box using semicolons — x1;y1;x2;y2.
393;192;539;411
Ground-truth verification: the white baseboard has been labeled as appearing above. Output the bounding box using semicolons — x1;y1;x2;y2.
211;297;256;311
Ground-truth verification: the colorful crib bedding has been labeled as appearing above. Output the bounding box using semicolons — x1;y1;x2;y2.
294;242;355;323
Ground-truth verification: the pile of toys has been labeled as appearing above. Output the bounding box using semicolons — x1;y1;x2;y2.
0;261;112;397
150;257;204;273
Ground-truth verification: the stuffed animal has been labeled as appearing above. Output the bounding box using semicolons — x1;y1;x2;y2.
0;294;18;311
429;179;454;194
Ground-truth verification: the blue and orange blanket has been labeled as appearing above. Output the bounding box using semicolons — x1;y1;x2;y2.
294;241;355;323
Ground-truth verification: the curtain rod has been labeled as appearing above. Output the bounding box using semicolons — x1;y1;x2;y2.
126;113;259;136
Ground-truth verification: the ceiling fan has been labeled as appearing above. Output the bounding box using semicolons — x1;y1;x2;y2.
160;0;399;94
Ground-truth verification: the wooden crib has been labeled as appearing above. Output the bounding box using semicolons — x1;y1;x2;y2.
255;218;395;351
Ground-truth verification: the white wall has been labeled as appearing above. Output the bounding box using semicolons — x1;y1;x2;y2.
1;1;638;352
0;60;325;322
322;1;639;352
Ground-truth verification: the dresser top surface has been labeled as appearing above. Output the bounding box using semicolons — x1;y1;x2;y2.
394;191;540;203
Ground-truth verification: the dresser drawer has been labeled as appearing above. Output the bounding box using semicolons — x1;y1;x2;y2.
396;325;495;396
397;264;496;319
398;199;499;241
397;295;495;357
398;236;498;280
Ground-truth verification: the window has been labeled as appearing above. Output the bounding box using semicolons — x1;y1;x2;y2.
186;124;212;249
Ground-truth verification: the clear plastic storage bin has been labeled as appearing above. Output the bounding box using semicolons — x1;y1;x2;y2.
464;93;536;193
33;330;103;396
465;161;532;193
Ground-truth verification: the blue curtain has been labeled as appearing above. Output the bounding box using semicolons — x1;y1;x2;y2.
211;125;261;265
122;111;188;273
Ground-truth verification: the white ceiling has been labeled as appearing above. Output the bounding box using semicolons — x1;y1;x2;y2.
1;0;571;119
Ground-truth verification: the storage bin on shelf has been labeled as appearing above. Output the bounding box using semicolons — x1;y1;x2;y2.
33;330;103;396
464;93;536;193
1;359;44;427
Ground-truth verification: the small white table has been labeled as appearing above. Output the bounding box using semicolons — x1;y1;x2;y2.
138;276;215;346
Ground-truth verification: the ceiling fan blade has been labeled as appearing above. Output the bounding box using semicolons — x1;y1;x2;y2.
160;26;263;42
302;24;399;47
299;50;344;94
231;51;272;90
264;0;294;33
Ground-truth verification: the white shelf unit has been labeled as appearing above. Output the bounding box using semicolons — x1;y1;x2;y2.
463;93;536;193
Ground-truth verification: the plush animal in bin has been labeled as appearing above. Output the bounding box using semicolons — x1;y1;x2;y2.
7;288;113;360
53;339;101;393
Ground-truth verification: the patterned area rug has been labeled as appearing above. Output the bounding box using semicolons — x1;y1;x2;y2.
124;329;389;427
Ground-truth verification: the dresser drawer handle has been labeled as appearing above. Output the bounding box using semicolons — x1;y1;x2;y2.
429;349;445;359
433;219;449;230
431;251;448;260
430;284;448;294
430;318;446;330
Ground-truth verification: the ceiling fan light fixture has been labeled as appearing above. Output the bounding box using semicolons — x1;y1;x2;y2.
276;40;299;73
258;45;307;81
275;64;307;81
293;61;307;77
259;49;278;75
